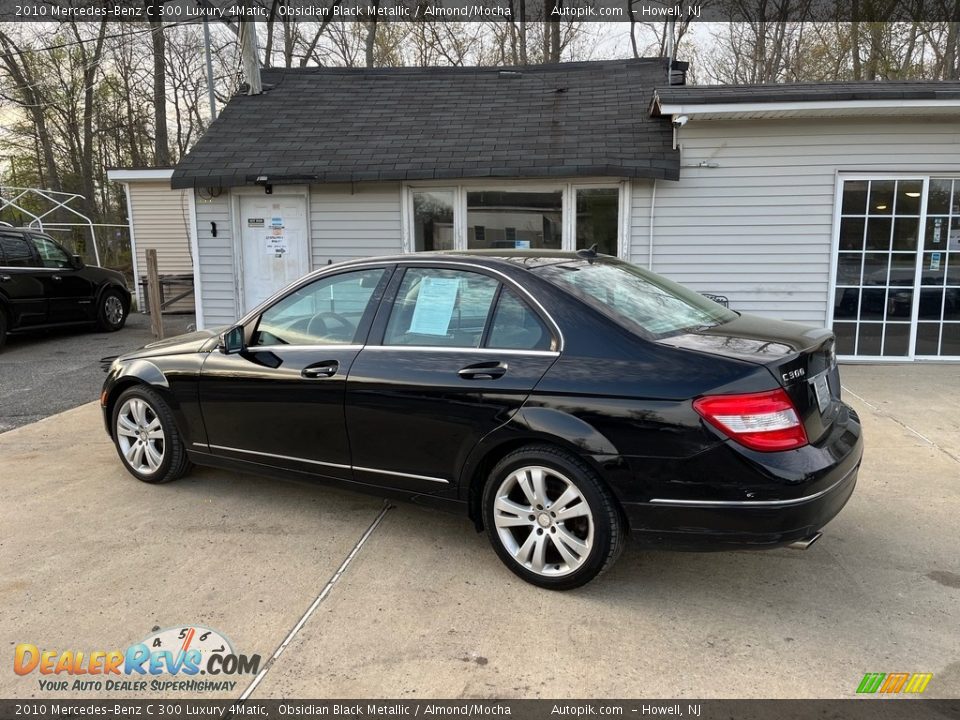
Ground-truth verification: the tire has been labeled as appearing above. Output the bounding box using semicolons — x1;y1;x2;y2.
0;308;7;350
482;444;625;590
96;288;127;332
111;386;192;484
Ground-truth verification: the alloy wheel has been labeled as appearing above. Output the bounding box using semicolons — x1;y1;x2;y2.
116;398;165;475
104;295;124;326
492;465;594;577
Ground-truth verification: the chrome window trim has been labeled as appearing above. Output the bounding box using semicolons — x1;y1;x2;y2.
204;443;449;484
360;345;559;358
246;343;363;353
648;466;857;508
238;258;566;353
0;265;68;272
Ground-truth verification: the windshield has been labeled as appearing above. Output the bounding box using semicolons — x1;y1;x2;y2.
533;259;737;339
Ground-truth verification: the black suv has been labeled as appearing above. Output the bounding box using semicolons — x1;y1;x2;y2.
0;227;131;349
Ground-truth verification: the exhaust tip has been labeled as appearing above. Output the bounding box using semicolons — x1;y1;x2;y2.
787;532;822;550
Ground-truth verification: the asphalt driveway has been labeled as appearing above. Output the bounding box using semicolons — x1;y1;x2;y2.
0;363;957;699
0;313;194;433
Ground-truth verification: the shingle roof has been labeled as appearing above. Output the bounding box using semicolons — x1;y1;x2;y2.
653;80;960;110
171;59;679;189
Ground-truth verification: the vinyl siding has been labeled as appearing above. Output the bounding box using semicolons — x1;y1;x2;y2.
195;192;237;327
309;182;403;266
195;183;403;327
629;179;654;267
124;181;193;311
645;117;960;325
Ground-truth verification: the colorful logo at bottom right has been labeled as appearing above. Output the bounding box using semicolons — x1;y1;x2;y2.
857;673;933;695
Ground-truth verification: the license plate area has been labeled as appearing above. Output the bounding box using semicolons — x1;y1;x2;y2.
812;372;831;414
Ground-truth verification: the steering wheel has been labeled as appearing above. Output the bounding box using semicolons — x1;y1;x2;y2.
306;311;355;339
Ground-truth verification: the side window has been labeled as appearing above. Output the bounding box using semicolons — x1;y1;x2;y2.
0;234;36;267
31;236;71;269
487;289;553;351
384;268;499;348
253;268;386;347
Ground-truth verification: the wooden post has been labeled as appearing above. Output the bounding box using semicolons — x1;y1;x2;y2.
145;248;164;340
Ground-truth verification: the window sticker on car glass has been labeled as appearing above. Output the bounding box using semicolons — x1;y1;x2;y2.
409;277;460;335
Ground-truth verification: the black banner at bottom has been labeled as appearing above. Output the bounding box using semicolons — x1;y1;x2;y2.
0;699;958;720
0;696;960;720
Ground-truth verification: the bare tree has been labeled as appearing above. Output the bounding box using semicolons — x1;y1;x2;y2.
146;4;170;165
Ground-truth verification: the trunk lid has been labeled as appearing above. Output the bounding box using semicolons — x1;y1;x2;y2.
658;313;841;443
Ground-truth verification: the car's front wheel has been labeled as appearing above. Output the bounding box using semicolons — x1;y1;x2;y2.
112;386;191;483
482;445;625;590
96;288;127;332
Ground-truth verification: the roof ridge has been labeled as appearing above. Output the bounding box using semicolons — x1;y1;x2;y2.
260;57;667;76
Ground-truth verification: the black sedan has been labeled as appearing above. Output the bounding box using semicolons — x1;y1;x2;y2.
0;227;130;349
101;251;863;589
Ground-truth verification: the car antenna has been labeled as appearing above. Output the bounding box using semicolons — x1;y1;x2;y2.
575;243;598;261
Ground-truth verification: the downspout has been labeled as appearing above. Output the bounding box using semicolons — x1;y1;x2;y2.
648;179;657;271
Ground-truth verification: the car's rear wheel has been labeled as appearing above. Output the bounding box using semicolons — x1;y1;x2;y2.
0;308;7;350
96;288;127;332
482;445;625;590
112;386;191;484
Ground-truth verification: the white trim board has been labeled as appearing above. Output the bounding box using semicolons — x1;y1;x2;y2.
106;168;174;182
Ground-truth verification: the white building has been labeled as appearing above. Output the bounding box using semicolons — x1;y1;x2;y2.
172;58;960;360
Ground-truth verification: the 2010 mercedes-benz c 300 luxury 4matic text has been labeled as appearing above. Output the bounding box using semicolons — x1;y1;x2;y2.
102;251;863;589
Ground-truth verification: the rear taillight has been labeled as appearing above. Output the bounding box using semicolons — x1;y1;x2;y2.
693;388;808;452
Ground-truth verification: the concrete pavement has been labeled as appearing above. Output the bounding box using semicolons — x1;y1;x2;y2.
0;364;957;699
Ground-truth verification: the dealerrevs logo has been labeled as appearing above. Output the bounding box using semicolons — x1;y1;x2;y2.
14;625;261;693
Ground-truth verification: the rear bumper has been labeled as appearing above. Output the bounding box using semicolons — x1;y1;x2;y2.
623;461;859;549
622;404;863;550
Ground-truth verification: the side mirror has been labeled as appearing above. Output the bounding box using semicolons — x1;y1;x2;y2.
71;254;85;269
219;325;245;355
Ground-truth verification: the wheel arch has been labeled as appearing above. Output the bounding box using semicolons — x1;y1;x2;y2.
103;361;172;440
95;281;132;311
461;411;627;532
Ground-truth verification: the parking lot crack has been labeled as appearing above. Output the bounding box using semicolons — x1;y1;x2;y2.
842;386;960;465
236;501;393;701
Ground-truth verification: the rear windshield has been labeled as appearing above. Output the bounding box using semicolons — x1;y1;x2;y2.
532;259;737;339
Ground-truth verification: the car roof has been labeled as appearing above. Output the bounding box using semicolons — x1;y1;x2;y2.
336;250;621;273
1;227;46;236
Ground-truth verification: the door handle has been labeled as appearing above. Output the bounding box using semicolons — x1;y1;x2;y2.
0;275;10;283
301;360;339;379
458;361;507;380
52;275;62;282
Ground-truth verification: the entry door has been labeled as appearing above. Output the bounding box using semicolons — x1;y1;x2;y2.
915;178;960;357
239;194;309;313
832;179;923;357
0;232;48;326
832;177;960;359
30;234;94;323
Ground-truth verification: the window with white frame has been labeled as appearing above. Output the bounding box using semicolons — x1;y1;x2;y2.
832;176;960;359
405;182;626;256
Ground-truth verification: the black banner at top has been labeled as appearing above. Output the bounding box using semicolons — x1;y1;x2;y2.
1;0;959;23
